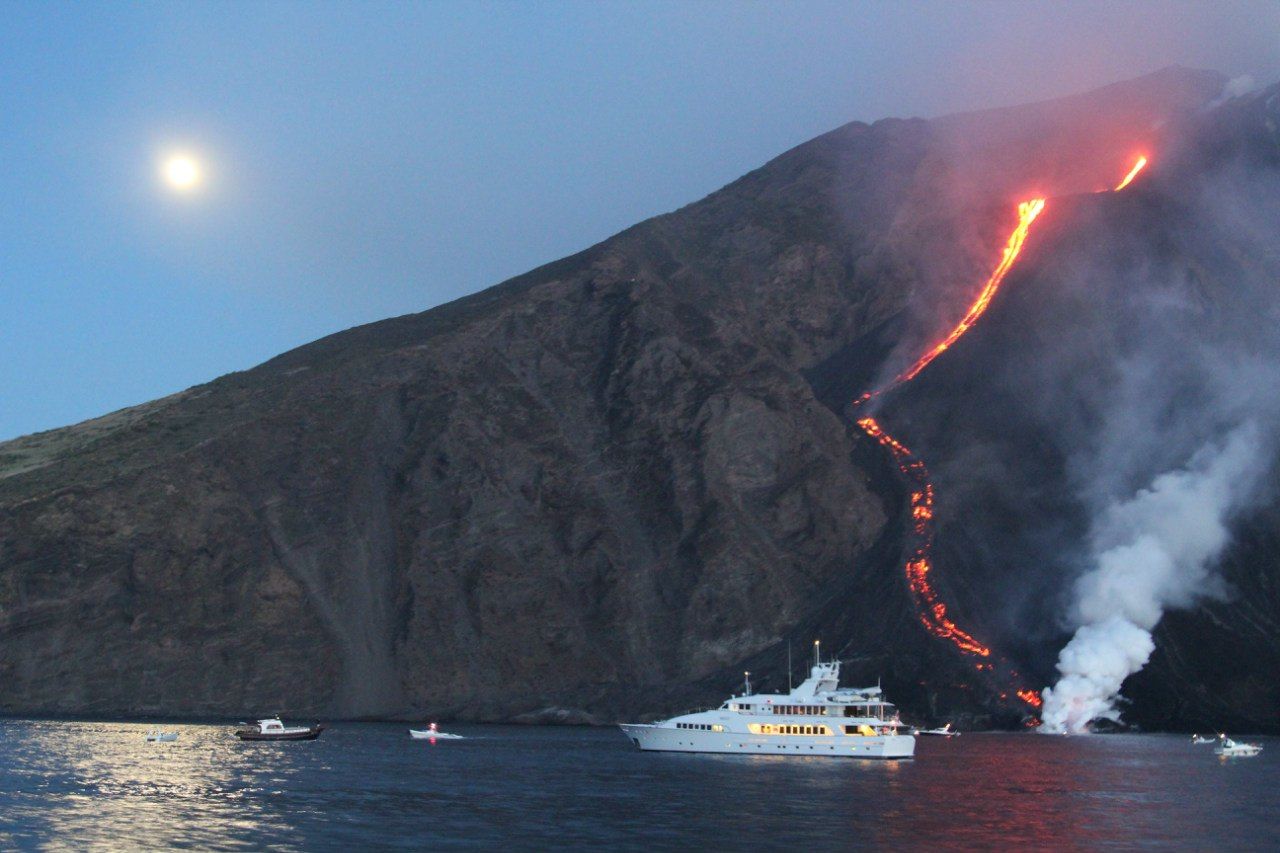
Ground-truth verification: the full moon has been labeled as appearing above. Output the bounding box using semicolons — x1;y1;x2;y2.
162;155;202;191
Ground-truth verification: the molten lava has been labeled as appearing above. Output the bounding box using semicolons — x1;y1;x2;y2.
850;157;1152;715
892;199;1046;387
858;417;991;658
1016;689;1044;709
1113;155;1148;191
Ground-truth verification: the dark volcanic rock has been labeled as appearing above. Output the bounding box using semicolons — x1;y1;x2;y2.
0;68;1245;725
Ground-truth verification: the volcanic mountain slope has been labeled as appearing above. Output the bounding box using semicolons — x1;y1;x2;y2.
0;68;1260;726
870;84;1280;733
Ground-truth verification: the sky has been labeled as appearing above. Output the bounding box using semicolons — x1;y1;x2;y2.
1;1;1277;441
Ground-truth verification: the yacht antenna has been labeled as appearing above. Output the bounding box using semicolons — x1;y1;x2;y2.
814;639;820;667
787;642;793;691
744;671;752;696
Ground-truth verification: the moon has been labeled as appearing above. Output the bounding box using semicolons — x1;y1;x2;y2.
162;154;203;192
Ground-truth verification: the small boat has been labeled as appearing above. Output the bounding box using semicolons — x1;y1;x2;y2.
234;717;325;741
409;722;464;740
145;730;179;742
1191;734;1216;745
1214;737;1262;757
912;723;960;737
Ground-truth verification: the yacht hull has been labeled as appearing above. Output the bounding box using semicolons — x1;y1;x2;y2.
619;724;914;759
234;725;325;741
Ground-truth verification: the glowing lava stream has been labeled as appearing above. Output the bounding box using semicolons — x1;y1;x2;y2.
858;416;991;657
852;156;1150;710
893;198;1046;386
856;198;1046;405
1113;155;1147;191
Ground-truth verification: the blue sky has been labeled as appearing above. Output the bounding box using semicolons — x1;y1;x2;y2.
2;0;1276;440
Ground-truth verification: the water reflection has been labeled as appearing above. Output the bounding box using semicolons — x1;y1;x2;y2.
0;720;318;849
0;723;1275;849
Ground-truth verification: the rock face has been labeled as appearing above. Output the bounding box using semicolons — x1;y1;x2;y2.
5;67;1273;730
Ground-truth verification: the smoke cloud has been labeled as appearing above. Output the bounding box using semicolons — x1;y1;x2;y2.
1040;423;1263;732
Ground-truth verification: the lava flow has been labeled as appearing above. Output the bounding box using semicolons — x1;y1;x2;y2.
858;416;991;657
1113;155;1147;191
852;156;1150;712
892;198;1046;387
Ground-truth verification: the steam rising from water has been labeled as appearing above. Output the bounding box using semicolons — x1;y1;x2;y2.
1040;424;1263;732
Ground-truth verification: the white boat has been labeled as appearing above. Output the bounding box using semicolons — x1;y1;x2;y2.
1214;737;1262;757
912;723;959;737
619;642;915;759
234;718;325;741
1191;734;1216;745
145;730;178;742
409;723;464;740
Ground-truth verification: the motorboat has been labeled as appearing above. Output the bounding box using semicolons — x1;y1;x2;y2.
1214;737;1262;757
1191;734;1216;745
912;723;960;737
234;717;325;741
145;730;178;742
409;722;464;740
619;641;915;759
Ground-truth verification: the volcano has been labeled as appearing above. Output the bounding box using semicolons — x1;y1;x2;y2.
2;67;1277;731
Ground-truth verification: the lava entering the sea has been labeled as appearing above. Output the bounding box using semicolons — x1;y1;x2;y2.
851;156;1150;713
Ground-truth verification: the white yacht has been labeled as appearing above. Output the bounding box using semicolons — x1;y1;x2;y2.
619;645;915;759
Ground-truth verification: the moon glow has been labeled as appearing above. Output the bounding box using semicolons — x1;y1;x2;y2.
162;155;203;191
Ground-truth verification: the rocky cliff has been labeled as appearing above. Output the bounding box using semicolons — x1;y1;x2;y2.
5;67;1274;730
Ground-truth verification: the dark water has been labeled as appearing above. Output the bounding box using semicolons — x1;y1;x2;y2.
0;720;1275;850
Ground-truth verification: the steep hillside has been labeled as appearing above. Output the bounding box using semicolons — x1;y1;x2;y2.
0;68;1248;726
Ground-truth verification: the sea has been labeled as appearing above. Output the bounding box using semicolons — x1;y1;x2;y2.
0;720;1275;850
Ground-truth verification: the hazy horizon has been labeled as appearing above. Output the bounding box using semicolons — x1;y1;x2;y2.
3;1;1277;440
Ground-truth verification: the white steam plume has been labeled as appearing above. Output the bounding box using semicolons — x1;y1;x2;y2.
1039;423;1262;734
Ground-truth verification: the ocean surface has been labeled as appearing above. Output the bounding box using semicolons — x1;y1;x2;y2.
0;720;1275;850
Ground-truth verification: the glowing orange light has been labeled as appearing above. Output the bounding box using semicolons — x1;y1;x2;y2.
1113;155;1148;191
891;199;1046;386
851;155;1154;704
858;417;992;658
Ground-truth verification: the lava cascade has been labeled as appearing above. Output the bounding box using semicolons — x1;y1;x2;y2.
857;416;990;657
852;156;1150;712
1113;156;1148;191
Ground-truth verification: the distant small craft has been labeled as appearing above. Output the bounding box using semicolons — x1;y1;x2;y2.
235;717;325;741
912;723;960;737
1214;737;1262;757
409;723;464;740
1191;734;1216;745
145;730;178;742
